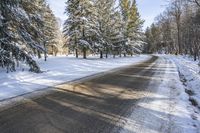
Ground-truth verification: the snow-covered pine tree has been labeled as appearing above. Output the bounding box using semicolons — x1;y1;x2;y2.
64;0;144;58
42;4;59;61
64;0;80;58
21;0;46;59
109;11;126;58
120;0;131;56
120;0;144;56
93;0;116;58
22;0;58;61
64;0;96;59
0;0;58;72
126;0;144;55
0;0;41;72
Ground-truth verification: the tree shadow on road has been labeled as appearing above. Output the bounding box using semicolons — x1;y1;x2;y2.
0;56;193;133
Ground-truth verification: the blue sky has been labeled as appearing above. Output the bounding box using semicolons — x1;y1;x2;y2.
137;0;167;28
47;0;167;29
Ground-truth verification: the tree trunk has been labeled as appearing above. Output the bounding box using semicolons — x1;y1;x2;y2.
44;49;47;61
51;45;54;55
75;34;78;58
105;47;108;58
44;42;47;61
83;48;87;59
177;23;182;54
194;51;197;61
37;50;41;59
194;43;198;61
119;49;122;57
100;51;103;59
195;0;200;7
75;48;78;58
44;54;47;61
105;52;108;58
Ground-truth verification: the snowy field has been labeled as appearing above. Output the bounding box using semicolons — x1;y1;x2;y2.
0;55;151;101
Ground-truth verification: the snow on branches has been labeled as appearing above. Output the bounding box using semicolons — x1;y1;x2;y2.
63;0;144;58
0;0;58;72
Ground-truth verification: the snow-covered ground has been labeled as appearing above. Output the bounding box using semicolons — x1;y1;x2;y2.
0;54;200;132
169;55;200;109
120;56;200;133
0;55;151;101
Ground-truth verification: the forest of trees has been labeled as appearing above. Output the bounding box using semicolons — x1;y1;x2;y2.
63;0;144;59
0;0;59;72
0;0;144;72
145;0;200;61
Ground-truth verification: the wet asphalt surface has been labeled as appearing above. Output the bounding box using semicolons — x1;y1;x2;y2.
0;56;168;133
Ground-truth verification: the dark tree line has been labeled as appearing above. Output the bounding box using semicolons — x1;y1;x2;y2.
145;0;200;61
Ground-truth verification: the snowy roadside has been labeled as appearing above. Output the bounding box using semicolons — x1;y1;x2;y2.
169;55;200;109
120;56;200;133
160;57;200;133
0;55;151;102
166;55;200;133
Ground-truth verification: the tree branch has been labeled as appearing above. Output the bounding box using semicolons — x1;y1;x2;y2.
195;0;200;7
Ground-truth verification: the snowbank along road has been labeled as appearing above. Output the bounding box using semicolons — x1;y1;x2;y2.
0;56;198;133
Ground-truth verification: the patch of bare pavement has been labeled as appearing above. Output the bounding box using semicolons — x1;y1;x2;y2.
0;56;178;133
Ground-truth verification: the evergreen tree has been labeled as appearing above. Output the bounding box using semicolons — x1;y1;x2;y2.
0;0;59;72
0;0;41;72
22;0;59;61
120;0;144;56
63;0;80;58
43;4;59;61
21;0;48;58
110;11;126;57
93;0;117;58
127;0;144;55
64;0;96;59
64;0;144;58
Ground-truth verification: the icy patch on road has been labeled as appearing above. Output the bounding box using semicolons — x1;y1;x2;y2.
120;57;199;133
0;55;151;101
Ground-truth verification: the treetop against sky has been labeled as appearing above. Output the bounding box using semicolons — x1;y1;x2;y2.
47;0;166;29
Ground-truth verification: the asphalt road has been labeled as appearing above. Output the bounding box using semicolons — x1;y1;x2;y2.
0;56;169;133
